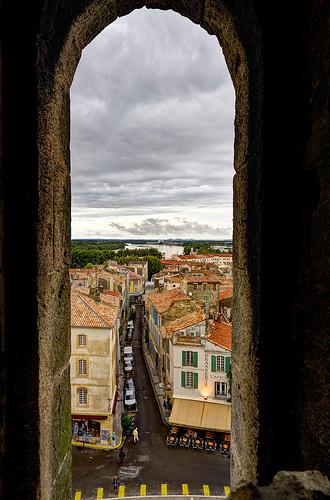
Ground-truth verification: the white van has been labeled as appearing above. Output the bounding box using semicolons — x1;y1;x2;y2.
124;346;133;363
127;320;134;329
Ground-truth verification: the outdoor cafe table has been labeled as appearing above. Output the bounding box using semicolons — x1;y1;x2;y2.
205;440;216;451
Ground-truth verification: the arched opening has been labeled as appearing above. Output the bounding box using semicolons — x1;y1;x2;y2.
2;1;330;498
70;8;235;495
36;1;262;495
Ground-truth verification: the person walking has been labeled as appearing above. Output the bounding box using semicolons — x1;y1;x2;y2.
112;431;116;446
113;476;118;493
133;427;139;442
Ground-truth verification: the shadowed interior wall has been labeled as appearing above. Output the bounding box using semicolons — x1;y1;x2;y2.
0;0;329;498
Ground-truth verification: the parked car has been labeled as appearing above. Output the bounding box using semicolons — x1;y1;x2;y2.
124;389;136;409
125;378;135;392
124;346;133;363
124;360;133;373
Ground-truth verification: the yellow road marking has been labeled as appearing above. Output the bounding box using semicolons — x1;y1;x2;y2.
182;484;189;495
97;487;103;498
161;484;167;495
74;492;81;500
224;486;230;496
203;485;210;496
118;485;125;497
140;485;146;496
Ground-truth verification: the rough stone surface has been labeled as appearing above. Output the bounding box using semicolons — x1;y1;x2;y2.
229;471;330;499
0;0;329;498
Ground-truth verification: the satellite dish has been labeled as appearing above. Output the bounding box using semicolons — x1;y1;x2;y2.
189;292;192;296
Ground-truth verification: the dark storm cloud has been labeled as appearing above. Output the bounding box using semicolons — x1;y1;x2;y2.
70;8;235;232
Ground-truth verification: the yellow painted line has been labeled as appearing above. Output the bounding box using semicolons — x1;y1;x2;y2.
97;487;103;498
161;484;167;495
140;484;146;496
182;484;189;495
118;485;125;497
224;486;230;496
203;485;210;496
74;492;81;500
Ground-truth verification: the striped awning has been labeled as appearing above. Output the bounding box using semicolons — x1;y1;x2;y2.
168;398;231;433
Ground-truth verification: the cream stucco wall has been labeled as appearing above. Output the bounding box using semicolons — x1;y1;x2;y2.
71;326;117;426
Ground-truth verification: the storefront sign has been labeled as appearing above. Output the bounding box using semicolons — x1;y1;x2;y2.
204;353;209;385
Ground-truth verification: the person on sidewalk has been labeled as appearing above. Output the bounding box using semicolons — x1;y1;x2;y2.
133;427;139;442
112;431;116;446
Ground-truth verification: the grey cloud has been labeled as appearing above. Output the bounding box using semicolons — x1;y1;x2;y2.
70;8;235;235
108;217;230;237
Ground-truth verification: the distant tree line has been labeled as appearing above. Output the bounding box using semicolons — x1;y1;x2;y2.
183;241;233;255
71;240;126;251
71;245;162;280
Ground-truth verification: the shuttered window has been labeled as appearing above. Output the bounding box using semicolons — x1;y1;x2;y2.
182;350;198;367
181;371;198;389
211;355;231;373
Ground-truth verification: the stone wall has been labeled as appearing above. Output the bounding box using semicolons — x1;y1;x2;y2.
0;0;329;498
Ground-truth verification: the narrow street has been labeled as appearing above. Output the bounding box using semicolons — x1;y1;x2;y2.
72;304;230;499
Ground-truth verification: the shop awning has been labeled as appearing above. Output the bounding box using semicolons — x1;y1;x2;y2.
168;398;231;433
72;415;108;421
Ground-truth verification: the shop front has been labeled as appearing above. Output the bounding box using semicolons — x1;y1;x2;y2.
72;414;111;444
168;397;231;451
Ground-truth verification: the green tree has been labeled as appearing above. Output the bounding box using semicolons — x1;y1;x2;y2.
145;255;162;280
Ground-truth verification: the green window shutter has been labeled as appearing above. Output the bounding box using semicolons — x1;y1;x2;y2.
182;351;186;367
193;372;198;389
181;371;186;387
193;352;198;368
225;357;231;373
211;355;216;372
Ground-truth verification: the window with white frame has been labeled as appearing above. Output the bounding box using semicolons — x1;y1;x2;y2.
186;350;194;366
78;334;87;346
78;359;87;375
216;355;225;372
186;372;194;387
78;388;87;405
215;381;227;397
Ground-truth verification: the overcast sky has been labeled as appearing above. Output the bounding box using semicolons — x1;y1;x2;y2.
70;8;235;240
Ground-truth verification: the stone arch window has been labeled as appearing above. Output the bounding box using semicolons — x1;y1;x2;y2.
35;0;261;494
2;1;329;499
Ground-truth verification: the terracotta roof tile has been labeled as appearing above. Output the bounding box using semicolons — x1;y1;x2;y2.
148;289;190;313
165;311;206;335
184;276;220;283
207;321;232;351
219;288;233;300
71;293;118;328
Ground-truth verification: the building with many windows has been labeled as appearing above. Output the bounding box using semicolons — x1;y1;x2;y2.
168;319;232;437
70;293;120;445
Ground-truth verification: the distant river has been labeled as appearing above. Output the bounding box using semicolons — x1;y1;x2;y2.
124;243;184;260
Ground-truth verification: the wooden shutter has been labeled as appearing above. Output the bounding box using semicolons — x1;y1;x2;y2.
193;351;198;367
181;371;186;387
225;357;231;373
193;372;198;389
211;355;216;372
182;350;186;366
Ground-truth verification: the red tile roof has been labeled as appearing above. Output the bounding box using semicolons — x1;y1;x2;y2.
219;288;233;300
184;276;220;283
148;289;190;313
71;293;118;328
207;321;232;350
165;311;206;336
